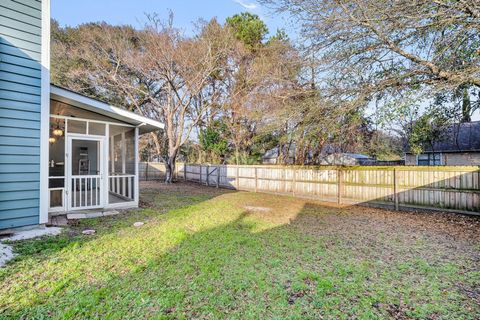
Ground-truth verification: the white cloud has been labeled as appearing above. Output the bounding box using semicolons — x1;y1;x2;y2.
234;0;258;10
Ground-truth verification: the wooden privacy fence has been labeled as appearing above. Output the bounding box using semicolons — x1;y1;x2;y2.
138;162;182;181
180;164;480;215
139;162;166;181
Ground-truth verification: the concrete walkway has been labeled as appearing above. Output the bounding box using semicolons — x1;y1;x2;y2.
0;226;62;267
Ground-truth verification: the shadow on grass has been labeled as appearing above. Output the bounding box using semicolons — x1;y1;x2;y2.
1;184;479;319
2;183;233;269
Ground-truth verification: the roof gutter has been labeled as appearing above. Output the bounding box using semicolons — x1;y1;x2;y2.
407;150;480;153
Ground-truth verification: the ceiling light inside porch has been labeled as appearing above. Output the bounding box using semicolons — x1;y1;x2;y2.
53;125;63;137
53;117;63;136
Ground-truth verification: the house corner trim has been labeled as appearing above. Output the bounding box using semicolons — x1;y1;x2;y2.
39;0;51;224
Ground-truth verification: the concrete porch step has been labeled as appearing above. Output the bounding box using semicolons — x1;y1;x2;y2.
66;209;120;220
48;215;69;226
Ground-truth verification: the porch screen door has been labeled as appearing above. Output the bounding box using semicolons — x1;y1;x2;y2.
68;137;103;210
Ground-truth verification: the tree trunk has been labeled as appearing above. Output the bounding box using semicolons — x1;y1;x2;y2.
150;132;162;157
165;153;177;184
234;145;240;165
461;86;471;123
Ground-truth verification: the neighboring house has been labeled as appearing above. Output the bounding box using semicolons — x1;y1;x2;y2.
405;121;480;166
318;153;375;166
262;144;374;165
0;0;164;229
262;145;296;164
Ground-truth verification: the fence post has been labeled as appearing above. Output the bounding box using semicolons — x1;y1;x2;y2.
337;168;343;204
199;164;202;184
145;162;149;181
292;167;296;196
393;168;399;210
206;165;210;186
254;167;258;192
216;165;220;188
184;163;187;181
236;166;239;190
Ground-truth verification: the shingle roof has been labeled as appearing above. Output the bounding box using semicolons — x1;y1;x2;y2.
424;121;480;152
262;144;372;160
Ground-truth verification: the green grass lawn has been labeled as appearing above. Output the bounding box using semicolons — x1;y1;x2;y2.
0;182;479;319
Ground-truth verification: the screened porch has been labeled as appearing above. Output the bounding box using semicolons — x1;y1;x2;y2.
48;100;139;213
47;86;163;215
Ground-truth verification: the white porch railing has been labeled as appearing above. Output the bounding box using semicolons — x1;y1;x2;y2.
71;175;102;209
109;174;135;201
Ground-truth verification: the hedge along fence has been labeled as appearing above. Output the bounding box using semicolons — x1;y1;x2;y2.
180;164;480;215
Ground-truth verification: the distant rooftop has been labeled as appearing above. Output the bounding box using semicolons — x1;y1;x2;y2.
415;121;480;153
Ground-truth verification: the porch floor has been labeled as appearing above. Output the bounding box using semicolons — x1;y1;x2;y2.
69;191;131;208
109;193;126;204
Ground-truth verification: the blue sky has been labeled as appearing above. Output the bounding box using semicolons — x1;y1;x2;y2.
51;0;295;38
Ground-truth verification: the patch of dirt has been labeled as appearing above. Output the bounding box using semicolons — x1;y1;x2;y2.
138;198;155;209
456;284;480;303
284;278;317;305
295;203;480;245
373;302;413;320
244;206;272;212
287;290;307;305
163;306;176;314
291;204;480;268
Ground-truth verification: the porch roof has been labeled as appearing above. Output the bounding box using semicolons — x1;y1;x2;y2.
50;85;164;134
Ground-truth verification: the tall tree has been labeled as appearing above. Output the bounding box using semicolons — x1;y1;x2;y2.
207;13;302;164
226;12;269;49
261;0;480;103
51;16;230;182
408;108;452;155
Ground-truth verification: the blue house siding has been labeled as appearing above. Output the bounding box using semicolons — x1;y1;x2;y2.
0;0;43;229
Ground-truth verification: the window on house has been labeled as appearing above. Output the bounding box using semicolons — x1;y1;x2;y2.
417;153;441;166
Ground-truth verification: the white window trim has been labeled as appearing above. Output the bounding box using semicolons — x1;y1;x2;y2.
416;152;443;166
